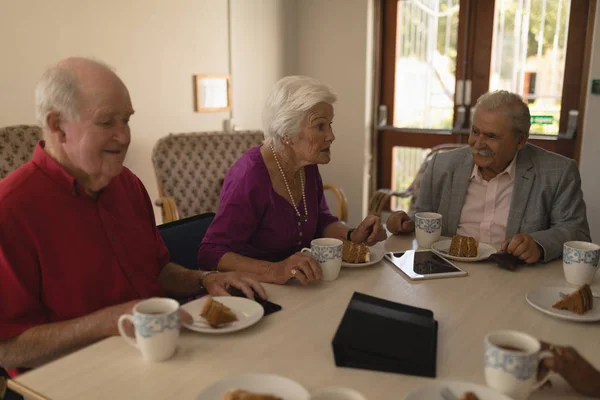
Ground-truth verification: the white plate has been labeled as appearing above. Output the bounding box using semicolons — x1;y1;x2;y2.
194;373;309;400
181;296;264;333
342;247;385;268
431;239;496;262
526;286;600;322
405;380;514;400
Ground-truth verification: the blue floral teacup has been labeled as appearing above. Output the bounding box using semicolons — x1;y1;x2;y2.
301;238;343;281
414;212;443;249
118;298;180;362
484;330;552;400
563;241;600;285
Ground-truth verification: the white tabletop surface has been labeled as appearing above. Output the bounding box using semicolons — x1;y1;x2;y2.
9;234;600;400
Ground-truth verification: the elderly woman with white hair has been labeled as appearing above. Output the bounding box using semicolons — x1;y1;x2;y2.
197;76;386;284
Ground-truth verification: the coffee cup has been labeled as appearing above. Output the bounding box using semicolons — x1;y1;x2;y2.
118;297;180;362
484;330;552;400
301;238;343;281
414;212;442;249
563;241;599;285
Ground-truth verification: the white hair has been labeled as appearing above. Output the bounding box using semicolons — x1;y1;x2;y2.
262;75;337;152
35;58;115;129
473;90;531;139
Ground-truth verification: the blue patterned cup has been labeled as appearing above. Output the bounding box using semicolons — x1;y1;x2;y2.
484;331;552;400
301;238;343;281
414;212;443;249
563;241;600;285
118;298;180;362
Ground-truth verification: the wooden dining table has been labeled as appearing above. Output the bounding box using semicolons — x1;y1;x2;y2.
8;234;599;400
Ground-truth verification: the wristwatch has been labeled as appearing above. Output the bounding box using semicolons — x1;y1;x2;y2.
198;270;219;289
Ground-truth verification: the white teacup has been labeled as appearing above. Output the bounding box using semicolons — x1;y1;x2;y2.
414;212;442;249
118;298;180;362
484;330;552;400
310;387;367;400
563;241;600;285
301;238;343;281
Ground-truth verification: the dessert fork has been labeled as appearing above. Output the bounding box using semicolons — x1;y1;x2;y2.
559;291;600;299
440;387;457;400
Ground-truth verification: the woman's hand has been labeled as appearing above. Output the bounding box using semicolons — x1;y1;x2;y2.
351;215;387;246
269;252;323;285
386;211;415;235
541;343;600;397
203;272;267;299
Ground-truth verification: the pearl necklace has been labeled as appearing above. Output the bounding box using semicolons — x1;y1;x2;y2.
270;144;308;222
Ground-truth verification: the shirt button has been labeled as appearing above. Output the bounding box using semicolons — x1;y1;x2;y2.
299;232;303;237
297;241;301;245
112;237;117;242
297;222;301;226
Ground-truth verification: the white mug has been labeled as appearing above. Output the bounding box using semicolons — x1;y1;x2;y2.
301;238;343;281
118;298;180;362
563;241;599;285
414;212;442;249
484;330;552;400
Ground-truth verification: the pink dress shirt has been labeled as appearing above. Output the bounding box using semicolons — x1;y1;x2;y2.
456;156;517;247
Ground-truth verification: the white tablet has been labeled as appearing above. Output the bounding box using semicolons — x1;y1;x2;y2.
384;250;468;280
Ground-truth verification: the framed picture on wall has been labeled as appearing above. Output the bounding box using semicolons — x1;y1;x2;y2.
194;74;232;112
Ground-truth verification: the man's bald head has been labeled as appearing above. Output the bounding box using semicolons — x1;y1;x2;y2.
35;58;126;131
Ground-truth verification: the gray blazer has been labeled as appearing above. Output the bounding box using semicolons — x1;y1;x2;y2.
415;143;590;262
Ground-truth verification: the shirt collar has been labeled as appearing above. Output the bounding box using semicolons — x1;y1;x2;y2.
32;141;81;195
470;152;518;182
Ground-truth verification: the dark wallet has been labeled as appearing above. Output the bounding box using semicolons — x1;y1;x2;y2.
332;292;438;378
488;252;525;271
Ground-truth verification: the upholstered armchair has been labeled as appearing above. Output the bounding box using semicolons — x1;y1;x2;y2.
151;131;348;223
0;125;42;179
368;144;466;216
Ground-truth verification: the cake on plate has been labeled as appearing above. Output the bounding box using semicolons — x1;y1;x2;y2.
552;284;593;315
223;389;281;400
200;297;238;327
458;392;480;400
448;235;478;258
342;240;370;263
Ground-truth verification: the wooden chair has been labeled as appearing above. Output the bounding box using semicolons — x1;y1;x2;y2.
151;131;348;223
368;144;466;216
0;125;42;179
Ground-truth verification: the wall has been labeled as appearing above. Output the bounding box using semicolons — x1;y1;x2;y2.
0;0;291;223
579;5;600;241
294;0;375;226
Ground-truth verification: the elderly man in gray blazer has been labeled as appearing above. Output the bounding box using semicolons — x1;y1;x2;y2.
387;90;590;263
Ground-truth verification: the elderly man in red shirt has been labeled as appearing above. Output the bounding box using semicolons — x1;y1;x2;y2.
0;58;265;377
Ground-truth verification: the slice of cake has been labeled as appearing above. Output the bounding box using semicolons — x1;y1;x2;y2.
223;389;281;400
342;240;370;263
448;235;478;257
200;297;238;327
552;284;593;315
459;392;480;400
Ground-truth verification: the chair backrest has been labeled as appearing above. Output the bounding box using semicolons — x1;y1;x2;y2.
405;143;466;213
0;125;42;179
158;212;215;270
151;131;264;219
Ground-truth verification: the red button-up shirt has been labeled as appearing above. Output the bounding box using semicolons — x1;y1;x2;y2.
0;142;168;353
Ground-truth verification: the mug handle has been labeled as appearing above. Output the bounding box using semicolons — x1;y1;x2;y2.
300;247;312;256
117;314;138;349
532;350;554;391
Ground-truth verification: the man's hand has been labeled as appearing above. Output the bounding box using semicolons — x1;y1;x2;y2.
541;343;600;397
501;233;542;264
202;272;267;299
386;211;415;235
270;252;322;285
351;215;387;246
